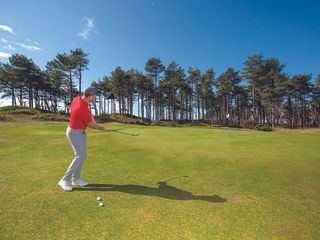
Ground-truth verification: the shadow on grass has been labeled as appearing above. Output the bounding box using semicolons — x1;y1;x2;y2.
73;181;227;203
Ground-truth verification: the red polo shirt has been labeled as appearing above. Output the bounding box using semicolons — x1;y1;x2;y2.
69;96;92;129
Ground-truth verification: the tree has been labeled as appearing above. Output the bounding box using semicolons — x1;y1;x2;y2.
46;59;70;112
125;69;137;115
0;63;17;106
134;72;148;119
71;48;89;95
47;52;78;105
8;54;42;108
258;58;285;126
311;75;320;126
200;68;215;122
291;74;313;127
242;54;265;123
145;58;165;120
163;62;185;121
217;68;242;125
110;67;126;114
187;67;201;121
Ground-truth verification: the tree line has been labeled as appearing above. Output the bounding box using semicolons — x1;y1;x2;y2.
0;50;319;128
0;49;88;112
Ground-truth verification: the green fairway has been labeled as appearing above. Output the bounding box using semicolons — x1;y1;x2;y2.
0;121;319;239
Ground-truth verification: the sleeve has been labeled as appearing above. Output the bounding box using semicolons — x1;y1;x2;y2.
82;106;92;124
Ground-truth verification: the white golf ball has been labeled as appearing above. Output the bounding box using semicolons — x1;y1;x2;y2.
96;197;102;201
99;202;104;207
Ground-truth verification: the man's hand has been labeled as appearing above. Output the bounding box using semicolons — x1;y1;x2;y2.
87;117;106;131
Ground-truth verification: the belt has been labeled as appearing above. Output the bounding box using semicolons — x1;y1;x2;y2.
68;126;86;133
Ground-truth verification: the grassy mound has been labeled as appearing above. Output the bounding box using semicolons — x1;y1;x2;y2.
0;106;279;132
255;124;273;132
95;113;149;125
0;106;69;122
32;114;69;122
0;106;41;115
151;120;181;127
0;113;14;121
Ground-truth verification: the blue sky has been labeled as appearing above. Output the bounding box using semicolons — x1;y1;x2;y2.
0;0;319;96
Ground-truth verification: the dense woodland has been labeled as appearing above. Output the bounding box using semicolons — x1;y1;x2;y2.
0;48;319;128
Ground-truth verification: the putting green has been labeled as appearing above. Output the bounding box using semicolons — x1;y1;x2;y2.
0;121;319;239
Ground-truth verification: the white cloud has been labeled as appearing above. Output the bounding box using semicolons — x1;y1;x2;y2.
1;38;16;50
4;44;15;50
0;25;16;35
0;51;11;58
18;43;41;51
26;38;40;45
0;28;44;52
78;17;97;40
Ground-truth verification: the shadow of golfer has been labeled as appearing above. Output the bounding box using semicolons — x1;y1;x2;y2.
73;181;226;203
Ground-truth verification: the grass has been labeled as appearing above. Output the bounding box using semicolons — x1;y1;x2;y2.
0;120;319;239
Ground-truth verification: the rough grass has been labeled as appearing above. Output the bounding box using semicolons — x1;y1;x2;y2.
0;114;14;122
32;114;69;122
0;121;319;239
0;106;42;115
0;106;69;122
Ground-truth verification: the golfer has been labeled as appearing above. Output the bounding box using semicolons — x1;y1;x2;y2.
58;87;106;192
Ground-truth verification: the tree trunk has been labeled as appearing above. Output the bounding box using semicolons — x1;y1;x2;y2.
69;70;73;100
201;98;204;122
11;87;16;106
141;92;144;120
252;84;256;124
28;72;33;108
79;68;82;95
19;86;23;106
197;95;200;121
138;94;140;118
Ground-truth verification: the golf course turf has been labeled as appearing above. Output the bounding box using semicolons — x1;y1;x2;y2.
0;121;319;239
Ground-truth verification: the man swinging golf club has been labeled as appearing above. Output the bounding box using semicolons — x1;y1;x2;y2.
58;87;106;192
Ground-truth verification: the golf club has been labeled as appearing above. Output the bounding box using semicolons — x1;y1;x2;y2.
103;129;139;136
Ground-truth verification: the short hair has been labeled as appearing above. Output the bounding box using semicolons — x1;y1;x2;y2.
84;92;96;97
83;87;98;97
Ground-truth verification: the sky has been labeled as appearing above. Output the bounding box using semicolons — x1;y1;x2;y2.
0;0;319;105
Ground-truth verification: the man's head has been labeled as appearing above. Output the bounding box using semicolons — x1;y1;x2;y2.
83;87;98;102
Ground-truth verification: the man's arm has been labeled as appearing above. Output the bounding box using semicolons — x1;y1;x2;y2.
87;116;106;131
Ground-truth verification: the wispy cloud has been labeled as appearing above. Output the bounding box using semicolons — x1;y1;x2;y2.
0;51;11;58
1;38;15;50
0;25;45;52
26;38;40;45
78;17;97;40
4;44;16;50
0;24;16;35
17;43;41;51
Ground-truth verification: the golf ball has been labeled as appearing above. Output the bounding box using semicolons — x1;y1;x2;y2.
96;197;102;201
99;202;104;207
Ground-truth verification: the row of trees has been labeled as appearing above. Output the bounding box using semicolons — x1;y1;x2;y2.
1;51;319;127
92;56;320;128
0;49;88;112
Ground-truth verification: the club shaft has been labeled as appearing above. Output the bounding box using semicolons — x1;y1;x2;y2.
107;130;138;136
